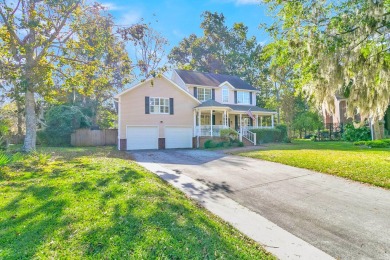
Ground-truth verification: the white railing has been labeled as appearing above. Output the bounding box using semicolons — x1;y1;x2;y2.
242;128;256;145
196;125;229;136
246;126;273;130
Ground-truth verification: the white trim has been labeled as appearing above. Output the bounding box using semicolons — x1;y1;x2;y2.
222;86;229;103
118;96;121;150
115;75;201;104
218;81;236;89
195;106;232;111
126;124;160;128
188;84;217;88
172;70;188;91
149;97;170;114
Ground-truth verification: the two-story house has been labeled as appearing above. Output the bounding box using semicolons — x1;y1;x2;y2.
116;70;276;150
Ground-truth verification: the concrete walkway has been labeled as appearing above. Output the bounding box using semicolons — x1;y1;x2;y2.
131;149;390;260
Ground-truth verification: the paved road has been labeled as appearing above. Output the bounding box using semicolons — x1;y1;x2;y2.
131;149;390;260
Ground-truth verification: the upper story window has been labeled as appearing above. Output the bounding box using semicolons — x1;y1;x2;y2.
237;91;250;104
150;97;169;114
198;88;212;102
222;86;229;103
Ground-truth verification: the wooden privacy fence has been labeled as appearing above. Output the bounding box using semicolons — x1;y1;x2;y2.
71;129;118;146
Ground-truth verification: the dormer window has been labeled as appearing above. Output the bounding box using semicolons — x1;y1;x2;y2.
197;88;212;102
237;91;250;104
222;86;229;103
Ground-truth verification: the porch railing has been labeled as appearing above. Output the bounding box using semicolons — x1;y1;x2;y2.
242;129;256;145
196;125;229;137
245;126;273;130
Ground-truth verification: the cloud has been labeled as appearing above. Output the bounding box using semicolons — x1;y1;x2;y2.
101;2;120;11
234;0;261;5
119;10;142;26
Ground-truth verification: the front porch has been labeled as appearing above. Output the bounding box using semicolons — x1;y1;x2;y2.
193;108;276;137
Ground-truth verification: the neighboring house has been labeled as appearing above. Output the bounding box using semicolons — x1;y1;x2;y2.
115;70;276;150
322;95;390;137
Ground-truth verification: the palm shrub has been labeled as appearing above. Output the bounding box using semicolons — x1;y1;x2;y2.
0;118;10;150
0;152;22;166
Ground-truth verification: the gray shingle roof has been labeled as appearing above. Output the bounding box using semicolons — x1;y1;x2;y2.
196;100;230;108
175;69;257;91
226;104;275;113
195;100;276;113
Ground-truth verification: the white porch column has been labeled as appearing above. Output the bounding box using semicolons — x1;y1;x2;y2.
227;111;229;127
271;114;274;128
260;116;263;128
193;110;196;137
223;110;227;127
198;110;201;136
239;114;243;141
210;110;213;137
256;115;259;128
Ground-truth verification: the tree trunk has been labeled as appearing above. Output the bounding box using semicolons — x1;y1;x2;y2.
16;99;23;137
23;89;37;152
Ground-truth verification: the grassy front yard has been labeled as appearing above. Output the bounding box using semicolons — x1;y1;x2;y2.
0;147;272;259
238;140;390;189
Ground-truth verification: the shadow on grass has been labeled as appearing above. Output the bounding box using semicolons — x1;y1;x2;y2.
80;193;260;259
0;185;67;259
0;146;270;259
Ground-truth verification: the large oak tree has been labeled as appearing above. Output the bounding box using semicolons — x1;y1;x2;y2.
263;0;390;125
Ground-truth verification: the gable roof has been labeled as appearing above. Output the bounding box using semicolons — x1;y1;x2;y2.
114;75;201;104
175;69;257;91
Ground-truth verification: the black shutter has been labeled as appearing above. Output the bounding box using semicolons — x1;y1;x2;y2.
250;117;253;126
194;87;198;98
234;91;237;104
212;115;216;125
249;92;253;105
145;96;150;114
235;115;238;130
169;98;174;115
212;89;215;100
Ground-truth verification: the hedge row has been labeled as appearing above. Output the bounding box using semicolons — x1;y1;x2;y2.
354;139;390;148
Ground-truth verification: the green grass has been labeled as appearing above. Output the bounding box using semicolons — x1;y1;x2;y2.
0;146;272;259
238;140;390;189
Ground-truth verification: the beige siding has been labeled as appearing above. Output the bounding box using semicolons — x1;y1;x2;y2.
119;77;199;139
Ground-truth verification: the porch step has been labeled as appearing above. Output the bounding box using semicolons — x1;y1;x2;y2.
242;137;256;146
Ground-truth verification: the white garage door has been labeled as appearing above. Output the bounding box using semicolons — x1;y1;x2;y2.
165;127;193;149
126;126;158;150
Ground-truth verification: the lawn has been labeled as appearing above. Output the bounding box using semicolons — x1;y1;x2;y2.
238;140;390;189
0;146;273;259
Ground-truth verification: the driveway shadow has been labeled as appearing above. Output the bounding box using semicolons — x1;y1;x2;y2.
129;149;227;166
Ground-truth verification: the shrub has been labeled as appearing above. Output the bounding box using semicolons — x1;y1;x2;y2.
342;123;371;142
0;118;10;150
251;128;282;144
204;139;217;149
237;141;244;147
353;139;390;148
220;128;238;141
276;124;288;139
38;105;90;146
0;151;22;166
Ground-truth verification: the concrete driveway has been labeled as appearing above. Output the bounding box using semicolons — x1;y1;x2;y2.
130;149;390;260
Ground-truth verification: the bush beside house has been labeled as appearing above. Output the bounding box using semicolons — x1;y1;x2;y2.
38;105;90;146
342;123;371;142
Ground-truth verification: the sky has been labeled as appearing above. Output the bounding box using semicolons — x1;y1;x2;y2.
102;0;274;53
